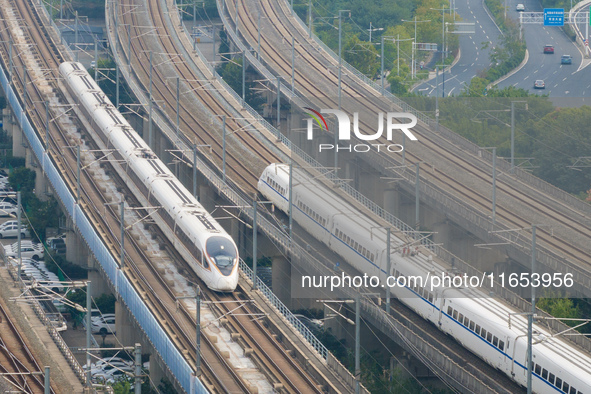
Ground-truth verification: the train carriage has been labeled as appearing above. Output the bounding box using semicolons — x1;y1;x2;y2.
259;163;591;393
60;62;238;291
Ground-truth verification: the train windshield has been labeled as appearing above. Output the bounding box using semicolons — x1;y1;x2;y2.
206;237;237;276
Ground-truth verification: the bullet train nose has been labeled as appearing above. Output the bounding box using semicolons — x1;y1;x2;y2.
214;275;238;292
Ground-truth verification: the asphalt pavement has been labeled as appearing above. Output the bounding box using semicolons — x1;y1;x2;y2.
411;0;502;96
496;0;589;97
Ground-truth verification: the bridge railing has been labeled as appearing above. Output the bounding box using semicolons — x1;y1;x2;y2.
0;15;206;392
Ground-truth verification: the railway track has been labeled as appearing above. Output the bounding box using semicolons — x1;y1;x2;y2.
0;0;247;389
0;300;54;393
226;0;591;285
117;0;284;194
0;0;332;392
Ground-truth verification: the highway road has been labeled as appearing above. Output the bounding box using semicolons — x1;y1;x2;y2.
412;0;502;96
496;0;590;98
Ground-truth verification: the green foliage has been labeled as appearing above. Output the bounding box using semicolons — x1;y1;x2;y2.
537;292;581;329
299;0;459;83
7;167;61;241
45;254;88;279
69;0;106;19
462;77;532;97
482;0;526;83
177;0;219;19
407;94;591;197
95;293;116;314
526;106;591;194
89;59;133;107
9;167;35;192
343;36;379;77
217;57;265;112
112;379;132;394
65;287;87;316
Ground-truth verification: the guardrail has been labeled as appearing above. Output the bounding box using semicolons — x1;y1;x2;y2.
4;263;87;383
0;37;205;393
275;0;591;217
115;0;591;386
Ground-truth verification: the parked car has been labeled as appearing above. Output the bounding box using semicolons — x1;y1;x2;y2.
543;45;554;54
47;237;66;255
0;221;30;238
534;79;546;89
516;3;525;11
4;243;44;260
91;313;116;323
0;202;16;217
561;54;572;64
46;313;67;332
91;315;116;335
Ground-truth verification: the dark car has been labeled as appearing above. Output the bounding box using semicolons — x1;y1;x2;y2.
561;55;572;64
544;45;554;54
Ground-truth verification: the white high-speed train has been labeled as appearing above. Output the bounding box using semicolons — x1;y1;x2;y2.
59;62;238;291
258;163;591;393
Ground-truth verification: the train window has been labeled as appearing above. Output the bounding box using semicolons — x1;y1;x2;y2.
548;373;555;384
458;313;463;323
569;387;576;394
487;332;493;342
534;364;541;375
453;310;458;320
481;329;487;339
475;324;481;335
492;337;498;347
463;318;469;327
469;321;475;331
371;253;375;261
562;383;569;393
428;293;433;303
498;340;504;351
556;378;564;390
447;306;453;315
541;369;548;380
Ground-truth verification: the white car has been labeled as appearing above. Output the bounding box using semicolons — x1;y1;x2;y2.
0;221;30;238
516;3;525;11
0;202;18;217
91;316;116;335
91;313;115;323
4;243;44;260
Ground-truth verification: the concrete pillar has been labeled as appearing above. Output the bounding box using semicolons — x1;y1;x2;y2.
11;112;26;158
431;219;452;250
199;184;213;212
66;231;89;266
2;109;12;138
149;353;167;388
87;270;112;297
383;188;399;217
271;255;291;308
115;301;142;345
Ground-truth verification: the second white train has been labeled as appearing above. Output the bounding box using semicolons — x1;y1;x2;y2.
258;163;591;394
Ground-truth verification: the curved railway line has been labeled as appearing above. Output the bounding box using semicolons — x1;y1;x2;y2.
226;0;591;283
119;0;284;194
0;301;54;393
0;0;330;392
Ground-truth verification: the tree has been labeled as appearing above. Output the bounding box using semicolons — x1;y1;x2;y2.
220;57;265;111
537;292;581;328
343;35;379;77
